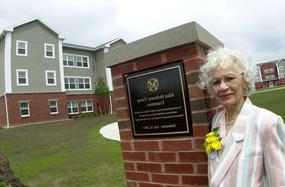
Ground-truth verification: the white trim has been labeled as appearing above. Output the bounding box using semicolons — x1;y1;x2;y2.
106;68;113;91
58;39;65;92
4;93;10;128
44;43;55;58
80;100;94;113
45;70;57;86
19;101;30;117
16;69;29;86
5;18;65;39
63;53;90;69
257;66;263;82
49;100;59;114
16;40;28;56
4;32;12;93
64;76;92;90
68;101;79;114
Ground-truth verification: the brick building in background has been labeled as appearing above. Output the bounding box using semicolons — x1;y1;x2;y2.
255;59;285;88
0;18;126;127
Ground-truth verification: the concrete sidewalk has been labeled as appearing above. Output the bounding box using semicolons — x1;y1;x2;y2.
99;122;120;141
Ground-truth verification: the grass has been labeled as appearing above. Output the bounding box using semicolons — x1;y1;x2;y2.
0;88;284;187
0;115;126;187
250;87;285;120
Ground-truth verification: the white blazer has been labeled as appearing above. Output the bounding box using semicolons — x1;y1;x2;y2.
208;98;285;187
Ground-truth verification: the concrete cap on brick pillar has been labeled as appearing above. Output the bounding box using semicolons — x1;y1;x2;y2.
105;21;223;67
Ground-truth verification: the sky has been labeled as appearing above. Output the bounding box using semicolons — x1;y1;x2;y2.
0;0;284;64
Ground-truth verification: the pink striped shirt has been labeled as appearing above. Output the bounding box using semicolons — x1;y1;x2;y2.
208;98;285;187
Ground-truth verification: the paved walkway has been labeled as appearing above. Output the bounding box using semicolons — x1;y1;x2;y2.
99;122;120;141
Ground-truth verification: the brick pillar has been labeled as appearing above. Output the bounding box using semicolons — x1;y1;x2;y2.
110;43;220;187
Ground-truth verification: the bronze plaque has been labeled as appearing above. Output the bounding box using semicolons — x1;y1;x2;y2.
125;61;192;137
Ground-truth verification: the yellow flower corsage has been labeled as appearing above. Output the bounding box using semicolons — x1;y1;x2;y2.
204;127;222;157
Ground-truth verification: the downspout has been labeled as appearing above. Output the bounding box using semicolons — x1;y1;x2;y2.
4;93;10;128
109;94;113;115
276;60;280;79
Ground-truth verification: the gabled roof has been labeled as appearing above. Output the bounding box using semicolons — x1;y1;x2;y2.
0;18;64;39
256;60;279;66
63;38;126;51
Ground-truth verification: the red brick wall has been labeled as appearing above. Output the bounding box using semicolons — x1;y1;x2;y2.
111;43;220;186
260;63;278;80
66;94;100;114
6;92;69;126
0;96;7;127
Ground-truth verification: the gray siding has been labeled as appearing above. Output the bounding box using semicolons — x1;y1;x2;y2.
11;21;61;93
94;49;107;81
110;40;126;49
0;38;5;96
63;47;96;95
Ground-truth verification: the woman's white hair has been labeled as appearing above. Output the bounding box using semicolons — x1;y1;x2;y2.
199;47;256;96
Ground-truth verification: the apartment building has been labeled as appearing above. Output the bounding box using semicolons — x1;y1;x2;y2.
255;59;285;88
0;18;126;127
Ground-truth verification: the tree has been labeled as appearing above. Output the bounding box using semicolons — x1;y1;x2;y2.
95;78;110;97
95;78;111;115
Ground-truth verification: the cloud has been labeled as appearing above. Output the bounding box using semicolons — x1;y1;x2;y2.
0;0;284;63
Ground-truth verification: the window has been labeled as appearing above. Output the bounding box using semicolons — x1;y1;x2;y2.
64;77;76;90
68;101;79;114
80;100;93;113
78;78;90;89
45;71;56;86
78;78;84;89
264;68;274;73
67;55;74;66
16;69;28;86
45;44;55;58
63;54;68;66
279;66;283;71
64;77;91;90
19;102;30;117
82;57;88;67
16;40;28;56
49;100;58;114
280;73;284;78
76;56;83;67
63;53;89;68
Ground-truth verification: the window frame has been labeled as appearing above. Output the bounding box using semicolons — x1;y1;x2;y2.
68;101;79;114
63;53;89;68
16;69;29;86
64;76;92;90
19;101;30;117
44;43;55;58
264;68;274;73
49;100;58;114
16;40;28;56
45;70;57;86
80;100;93;113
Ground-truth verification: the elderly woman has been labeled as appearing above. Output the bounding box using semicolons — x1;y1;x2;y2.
199;47;285;187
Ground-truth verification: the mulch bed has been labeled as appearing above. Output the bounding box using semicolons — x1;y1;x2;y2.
0;153;25;187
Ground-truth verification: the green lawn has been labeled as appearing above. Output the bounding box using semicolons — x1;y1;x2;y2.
0;115;126;187
250;87;285;120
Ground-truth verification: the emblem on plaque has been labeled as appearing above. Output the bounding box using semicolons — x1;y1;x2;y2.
147;78;159;92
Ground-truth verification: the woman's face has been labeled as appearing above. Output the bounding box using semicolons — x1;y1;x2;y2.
210;61;246;108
